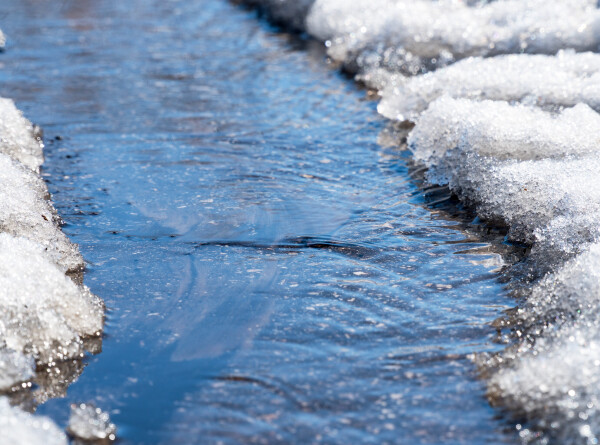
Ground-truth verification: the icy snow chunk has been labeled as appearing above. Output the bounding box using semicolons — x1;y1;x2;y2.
0;233;103;363
0;98;44;172
0;349;35;392
408;96;600;165
440;155;600;243
487;244;600;444
0;397;67;445
307;0;600;74
408;98;600;243
67;403;116;442
488;326;600;444
0;30;5;49
356;67;405;92
521;243;600;325
0;152;84;272
378;51;600;121
529;213;600;269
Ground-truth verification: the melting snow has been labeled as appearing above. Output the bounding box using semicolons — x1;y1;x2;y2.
67;403;116;442
0;33;106;441
239;0;600;442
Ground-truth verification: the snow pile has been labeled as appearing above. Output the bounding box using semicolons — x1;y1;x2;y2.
306;0;600;74
0;398;67;445
0;349;35;392
0;98;45;172
0;153;84;273
408;97;600;164
0;98;83;272
240;0;600;441
486;244;600;443
377;51;600;122
0;91;106;437
67;403;116;442
0;233;103;363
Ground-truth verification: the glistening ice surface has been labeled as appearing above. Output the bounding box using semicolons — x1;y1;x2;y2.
0;0;517;443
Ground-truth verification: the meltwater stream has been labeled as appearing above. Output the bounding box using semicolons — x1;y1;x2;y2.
1;1;517;443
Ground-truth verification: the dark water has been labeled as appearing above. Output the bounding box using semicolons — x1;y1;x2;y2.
0;1;516;443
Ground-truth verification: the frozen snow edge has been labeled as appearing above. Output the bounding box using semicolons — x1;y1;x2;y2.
0;95;106;441
240;1;600;443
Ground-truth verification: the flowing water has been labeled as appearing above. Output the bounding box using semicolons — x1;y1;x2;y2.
0;0;518;443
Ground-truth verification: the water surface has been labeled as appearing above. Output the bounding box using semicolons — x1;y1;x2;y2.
0;0;516;443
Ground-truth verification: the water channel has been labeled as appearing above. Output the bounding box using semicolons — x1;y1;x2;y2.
0;0;517;443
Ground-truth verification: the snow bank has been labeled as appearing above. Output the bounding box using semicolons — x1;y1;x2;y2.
0;98;83;272
0;153;84;273
378;51;600;121
406;90;600;445
0;98;44;172
408;97;600;164
307;0;600;74
407;96;600;442
486;243;600;443
0;233;103;363
0;66;105;439
0;398;67;445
